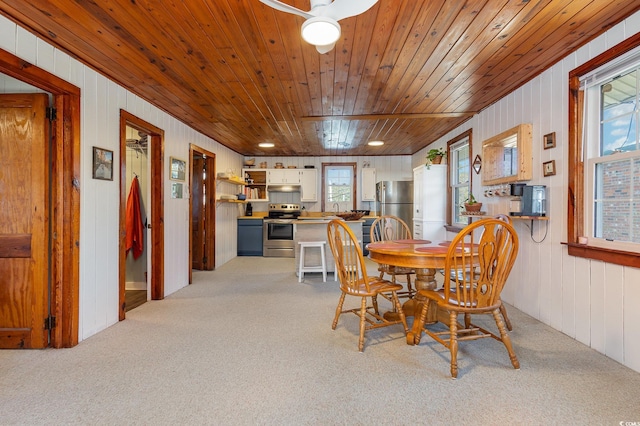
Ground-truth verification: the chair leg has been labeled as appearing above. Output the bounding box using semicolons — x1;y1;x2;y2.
492;309;520;370
372;294;380;315
332;292;346;330
358;297;367;352
464;313;471;329
391;291;408;333
409;298;431;345
499;303;513;331
405;274;413;293
449;310;459;379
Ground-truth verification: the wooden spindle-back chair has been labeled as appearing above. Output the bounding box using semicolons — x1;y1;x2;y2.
327;219;408;352
416;218;520;378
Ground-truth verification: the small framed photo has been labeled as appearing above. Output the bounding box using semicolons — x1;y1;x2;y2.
170;157;186;181
543;132;556;150
92;147;113;181
171;182;183;199
543;160;556;177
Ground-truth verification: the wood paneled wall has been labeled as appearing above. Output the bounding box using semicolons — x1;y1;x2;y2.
0;14;244;341
412;11;640;373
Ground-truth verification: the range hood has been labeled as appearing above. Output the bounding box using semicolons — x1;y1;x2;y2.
267;184;300;193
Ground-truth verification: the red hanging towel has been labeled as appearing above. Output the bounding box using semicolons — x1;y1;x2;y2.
126;176;145;259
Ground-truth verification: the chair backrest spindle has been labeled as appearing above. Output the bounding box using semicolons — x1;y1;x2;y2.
327;220;368;292
444;218;518;309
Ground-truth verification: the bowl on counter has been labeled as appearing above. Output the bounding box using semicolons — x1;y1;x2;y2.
336;212;365;221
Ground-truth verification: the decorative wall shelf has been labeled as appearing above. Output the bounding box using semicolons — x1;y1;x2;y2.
217;176;246;206
217;176;245;186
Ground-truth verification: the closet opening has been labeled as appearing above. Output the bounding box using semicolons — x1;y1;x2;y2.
124;126;149;311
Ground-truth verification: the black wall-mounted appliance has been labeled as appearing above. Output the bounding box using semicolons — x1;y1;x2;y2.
510;184;546;217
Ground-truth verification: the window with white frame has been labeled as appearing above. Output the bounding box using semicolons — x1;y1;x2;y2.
581;48;640;251
448;133;471;227
323;164;356;213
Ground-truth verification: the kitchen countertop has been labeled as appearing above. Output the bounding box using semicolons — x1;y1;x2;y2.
238;215;378;220
294;218;365;224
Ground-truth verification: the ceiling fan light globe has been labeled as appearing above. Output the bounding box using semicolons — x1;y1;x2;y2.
301;17;340;47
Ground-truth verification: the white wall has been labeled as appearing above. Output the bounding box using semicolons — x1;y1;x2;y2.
0;15;244;341
412;12;640;373
246;155;412;212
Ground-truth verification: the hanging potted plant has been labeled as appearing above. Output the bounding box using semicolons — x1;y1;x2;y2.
426;147;446;168
463;194;483;213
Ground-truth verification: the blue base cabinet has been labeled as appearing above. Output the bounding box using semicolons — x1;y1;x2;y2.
237;219;263;256
362;217;375;256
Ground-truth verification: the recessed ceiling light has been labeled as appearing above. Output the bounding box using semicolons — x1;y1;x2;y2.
368;141;384;146
258;142;274;148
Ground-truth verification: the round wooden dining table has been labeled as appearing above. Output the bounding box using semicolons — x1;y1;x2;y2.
366;239;455;344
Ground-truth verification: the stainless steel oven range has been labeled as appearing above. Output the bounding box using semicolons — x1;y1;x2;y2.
263;203;300;257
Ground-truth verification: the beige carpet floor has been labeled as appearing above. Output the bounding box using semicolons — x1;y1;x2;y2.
1;256;639;425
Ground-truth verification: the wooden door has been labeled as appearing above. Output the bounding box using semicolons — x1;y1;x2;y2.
191;153;205;270
189;145;216;283
0;93;50;349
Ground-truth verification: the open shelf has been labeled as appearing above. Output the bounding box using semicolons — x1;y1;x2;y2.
461;213;548;220
243;168;268;201
217;176;245;185
217;175;246;206
217;199;246;204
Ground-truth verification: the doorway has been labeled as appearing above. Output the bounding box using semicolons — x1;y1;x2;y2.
189;144;216;284
0;50;81;349
119;111;164;320
123;125;149;311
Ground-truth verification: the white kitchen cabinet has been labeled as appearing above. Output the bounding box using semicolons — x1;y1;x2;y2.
267;168;300;184
299;169;317;202
412;164;446;241
361;168;376;201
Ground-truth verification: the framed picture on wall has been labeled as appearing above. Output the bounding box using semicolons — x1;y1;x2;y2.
543;160;556;177
92;147;114;181
170;157;186;181
171;182;183;199
543;132;556;149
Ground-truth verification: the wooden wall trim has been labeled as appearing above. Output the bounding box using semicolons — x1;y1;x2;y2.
119;110;165;318
0;48;82;348
567;34;640;268
566;243;640;269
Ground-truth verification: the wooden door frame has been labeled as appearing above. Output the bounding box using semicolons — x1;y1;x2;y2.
119;111;164;320
189;144;216;283
0;49;81;348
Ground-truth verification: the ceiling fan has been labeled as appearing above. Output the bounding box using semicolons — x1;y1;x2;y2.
259;0;378;53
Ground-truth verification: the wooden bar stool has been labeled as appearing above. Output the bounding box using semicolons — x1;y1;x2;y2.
298;241;327;282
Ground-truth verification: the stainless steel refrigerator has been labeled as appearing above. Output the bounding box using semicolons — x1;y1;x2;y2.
375;181;413;227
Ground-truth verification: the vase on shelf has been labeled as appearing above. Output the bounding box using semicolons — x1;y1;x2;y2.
464;202;483;213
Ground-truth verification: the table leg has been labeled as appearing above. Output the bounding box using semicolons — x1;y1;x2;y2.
406;268;438;345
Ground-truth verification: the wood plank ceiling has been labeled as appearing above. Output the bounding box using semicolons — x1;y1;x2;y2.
1;0;639;156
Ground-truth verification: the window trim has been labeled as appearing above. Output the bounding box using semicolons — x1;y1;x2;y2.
321;162;357;212
568;32;640;267
446;130;472;232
